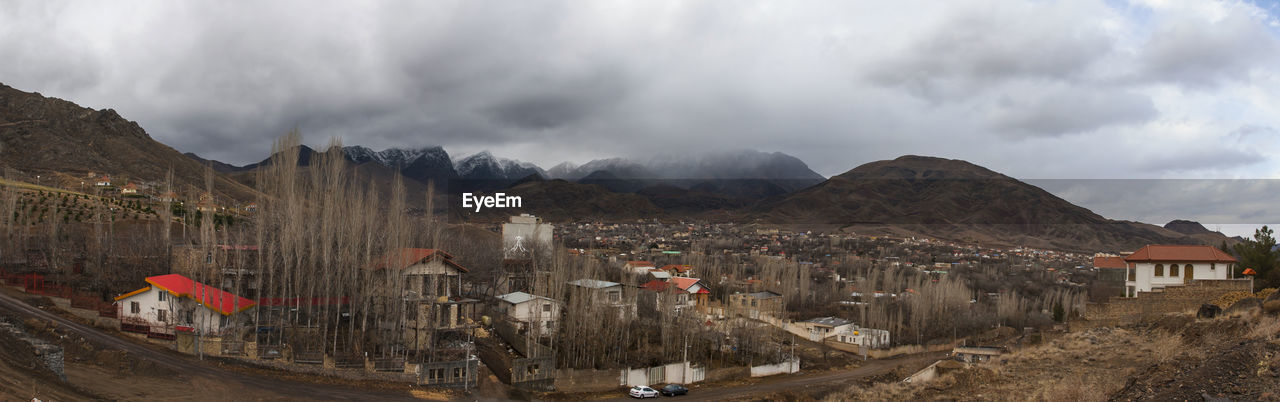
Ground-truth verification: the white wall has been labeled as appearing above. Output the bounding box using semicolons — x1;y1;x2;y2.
503;217;553;258
750;357;800;377
1127;261;1233;293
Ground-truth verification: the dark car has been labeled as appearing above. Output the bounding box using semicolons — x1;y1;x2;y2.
659;384;688;396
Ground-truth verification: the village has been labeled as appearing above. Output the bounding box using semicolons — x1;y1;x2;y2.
2;163;1272;399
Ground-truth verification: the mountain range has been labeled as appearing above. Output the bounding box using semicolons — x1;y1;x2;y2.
0;82;1238;252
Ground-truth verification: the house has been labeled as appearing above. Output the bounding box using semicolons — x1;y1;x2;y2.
644;269;673;282
114;274;255;337
624;260;655;274
797;316;854;342
566;279;636;319
94;175;111;187
120;183;139;195
1122;245;1238;297
658;264;694;277
370;248;478;350
832;326;890;349
242;202;258;213
495;291;561;334
638;277;711;315
727;290;784;319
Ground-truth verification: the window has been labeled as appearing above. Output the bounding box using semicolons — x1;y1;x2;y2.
428;368;444;380
607;290;621;303
130;302;140;314
1128;269;1136;281
157;309;167;322
1211;263;1216;271
159;291;166;302
542;303;551;313
453;367;464;378
1154;264;1164;277
1170;264;1179;277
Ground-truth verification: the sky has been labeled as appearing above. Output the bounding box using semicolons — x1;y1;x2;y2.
3;0;1279;236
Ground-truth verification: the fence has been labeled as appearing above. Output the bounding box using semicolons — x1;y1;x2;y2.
0;270;118;318
621;361;706;387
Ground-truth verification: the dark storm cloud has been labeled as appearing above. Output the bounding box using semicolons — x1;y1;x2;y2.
3;0;1280;235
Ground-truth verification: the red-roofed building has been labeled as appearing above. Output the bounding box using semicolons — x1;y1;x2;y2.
639;277;710;315
659;264;695;278
114;274;255;336
1121;245;1239;296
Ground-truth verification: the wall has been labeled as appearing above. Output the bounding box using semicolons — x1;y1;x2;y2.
750;357;800;377
1084;279;1251;326
554;368;619;392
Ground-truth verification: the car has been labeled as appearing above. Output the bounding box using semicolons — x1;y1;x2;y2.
659;384;689;396
629;385;659;398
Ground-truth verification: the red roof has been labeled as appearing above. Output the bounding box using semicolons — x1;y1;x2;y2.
641;279;670;292
143;274;255;315
1124;245;1237;263
1093;256;1128;269
626;260;654;267
670;277;711;294
370;248;466;272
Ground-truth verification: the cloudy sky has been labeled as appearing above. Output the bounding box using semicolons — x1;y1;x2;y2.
3;0;1279;235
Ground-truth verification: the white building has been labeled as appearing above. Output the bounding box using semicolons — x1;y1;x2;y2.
502;214;553;259
114;274;255;335
494;291;561;334
1123;244;1238;296
836;327;891;349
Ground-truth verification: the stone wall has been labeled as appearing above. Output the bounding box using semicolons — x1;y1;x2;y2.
1083;279;1251;326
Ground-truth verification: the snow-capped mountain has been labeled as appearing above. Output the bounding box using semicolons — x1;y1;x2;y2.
454;151;547;180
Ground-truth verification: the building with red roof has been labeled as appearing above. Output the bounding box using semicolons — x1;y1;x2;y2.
1121;245;1239;296
638;277;710;314
114;274;255;335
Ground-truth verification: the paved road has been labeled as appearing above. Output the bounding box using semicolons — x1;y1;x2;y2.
0;289;419;401
605;352;946;401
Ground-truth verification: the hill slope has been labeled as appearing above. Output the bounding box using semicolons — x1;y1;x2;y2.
0;83;257;202
753;155;1224;251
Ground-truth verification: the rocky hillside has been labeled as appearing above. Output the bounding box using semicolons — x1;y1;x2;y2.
0;83;257;202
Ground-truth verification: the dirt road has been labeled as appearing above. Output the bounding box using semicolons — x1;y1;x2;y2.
0;289;420;401
602;352;946;401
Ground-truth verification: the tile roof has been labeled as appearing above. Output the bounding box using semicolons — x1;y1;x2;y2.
1123;245;1237;263
1092;256;1128;269
370;248;466;272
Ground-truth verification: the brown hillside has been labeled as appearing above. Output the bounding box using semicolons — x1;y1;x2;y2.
752;155;1228;251
0;83;257;202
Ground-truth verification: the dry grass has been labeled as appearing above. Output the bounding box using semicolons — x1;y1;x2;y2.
1250;315;1280;341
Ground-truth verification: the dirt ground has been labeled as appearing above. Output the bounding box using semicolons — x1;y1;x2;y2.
831;313;1280;401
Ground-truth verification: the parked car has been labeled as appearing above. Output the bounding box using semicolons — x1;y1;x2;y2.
629;385;659;398
659;384;689;396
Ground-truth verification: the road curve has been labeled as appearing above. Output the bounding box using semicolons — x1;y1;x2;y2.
0;289;419;401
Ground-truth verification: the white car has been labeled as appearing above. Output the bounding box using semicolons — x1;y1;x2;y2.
629;385;659;398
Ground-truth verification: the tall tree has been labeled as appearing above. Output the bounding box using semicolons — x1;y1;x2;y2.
1233;226;1278;290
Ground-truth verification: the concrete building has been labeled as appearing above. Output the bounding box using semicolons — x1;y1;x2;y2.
1123;245;1238;297
502;214;553;259
495;291;561;334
